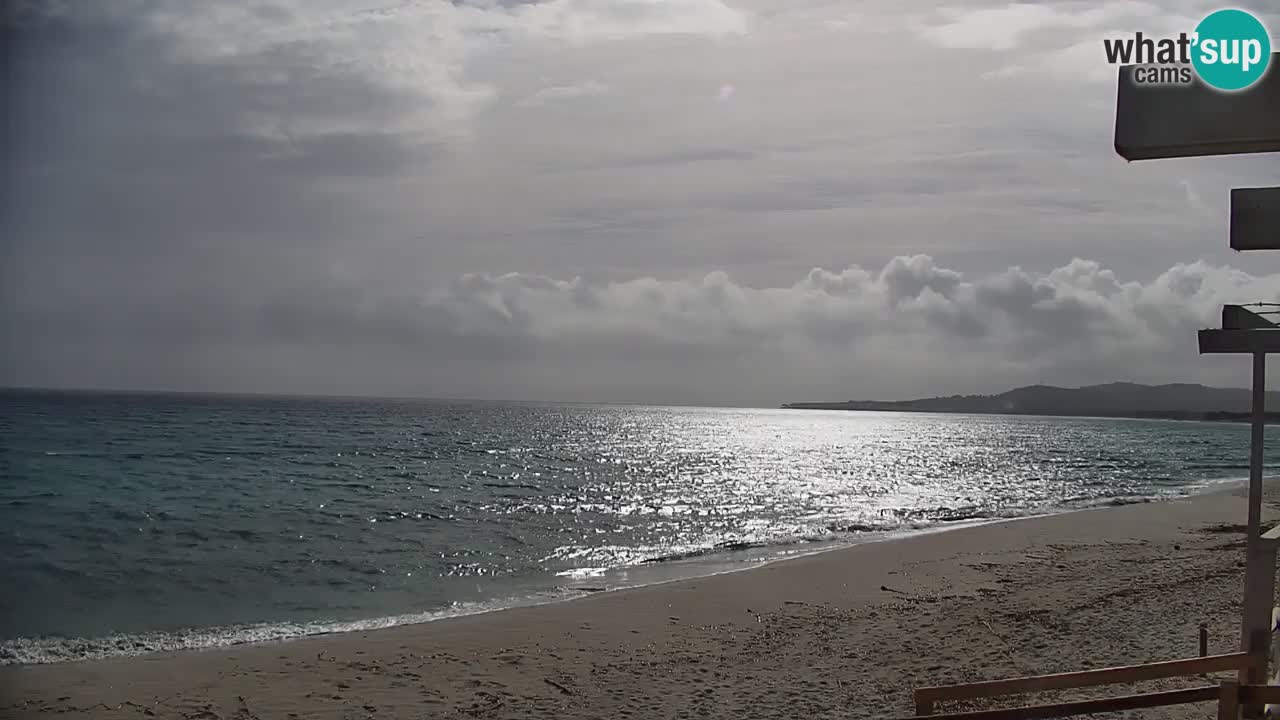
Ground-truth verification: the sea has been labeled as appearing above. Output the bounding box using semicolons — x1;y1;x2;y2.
2;388;1276;665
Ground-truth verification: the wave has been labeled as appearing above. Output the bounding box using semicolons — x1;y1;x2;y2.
0;591;580;666
639;540;771;564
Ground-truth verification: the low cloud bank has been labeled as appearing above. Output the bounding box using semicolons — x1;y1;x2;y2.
4;256;1276;405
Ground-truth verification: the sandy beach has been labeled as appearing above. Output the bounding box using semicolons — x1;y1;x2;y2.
2;483;1274;720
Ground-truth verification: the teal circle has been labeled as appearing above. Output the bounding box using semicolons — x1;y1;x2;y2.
1192;9;1272;91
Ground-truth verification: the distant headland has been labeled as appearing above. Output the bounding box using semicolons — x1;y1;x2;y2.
782;382;1280;422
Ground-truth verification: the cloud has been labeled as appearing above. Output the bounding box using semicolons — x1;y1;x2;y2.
7;0;1280;408
5;256;1278;405
921;1;1279;85
919;3;1125;51
520;80;611;106
507;0;749;41
7;0;748;144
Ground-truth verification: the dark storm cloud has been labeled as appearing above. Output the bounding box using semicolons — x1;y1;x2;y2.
1;0;443;365
16;12;453;265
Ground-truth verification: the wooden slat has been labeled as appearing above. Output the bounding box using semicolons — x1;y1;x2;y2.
1238;684;1280;705
915;652;1259;705
896;686;1219;720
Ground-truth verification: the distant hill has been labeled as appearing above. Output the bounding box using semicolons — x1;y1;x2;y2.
782;382;1280;422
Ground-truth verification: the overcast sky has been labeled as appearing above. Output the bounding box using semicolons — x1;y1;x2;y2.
3;0;1279;406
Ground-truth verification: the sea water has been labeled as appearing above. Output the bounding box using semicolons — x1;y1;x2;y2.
2;388;1274;664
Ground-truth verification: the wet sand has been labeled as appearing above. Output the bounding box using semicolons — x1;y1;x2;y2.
2;484;1274;719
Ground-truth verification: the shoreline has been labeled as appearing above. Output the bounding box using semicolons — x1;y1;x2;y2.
0;480;1244;668
4;480;1276;719
0;478;1251;668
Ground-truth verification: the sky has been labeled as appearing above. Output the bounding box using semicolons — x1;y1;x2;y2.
2;0;1279;407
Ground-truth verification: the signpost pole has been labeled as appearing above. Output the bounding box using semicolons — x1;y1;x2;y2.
1251;351;1265;538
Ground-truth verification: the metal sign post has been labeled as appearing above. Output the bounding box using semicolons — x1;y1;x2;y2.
1202;323;1280;693
1116;55;1280;709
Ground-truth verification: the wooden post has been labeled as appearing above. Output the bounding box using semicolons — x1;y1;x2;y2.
1271;607;1280;718
1242;543;1277;671
1221;680;1241;720
1240;352;1271;717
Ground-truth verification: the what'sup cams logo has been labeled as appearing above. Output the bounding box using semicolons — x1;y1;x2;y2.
1103;8;1272;91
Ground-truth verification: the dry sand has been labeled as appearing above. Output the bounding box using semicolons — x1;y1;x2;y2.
3;483;1276;720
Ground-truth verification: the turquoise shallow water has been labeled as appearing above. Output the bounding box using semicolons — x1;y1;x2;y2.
2;388;1275;664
